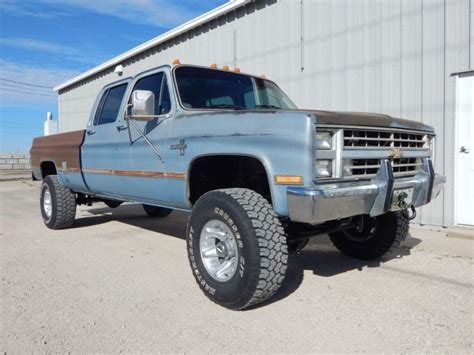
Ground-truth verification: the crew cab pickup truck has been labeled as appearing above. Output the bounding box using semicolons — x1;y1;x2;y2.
31;63;445;310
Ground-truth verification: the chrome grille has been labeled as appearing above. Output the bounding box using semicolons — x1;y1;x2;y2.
344;129;428;149
314;125;433;181
344;158;421;178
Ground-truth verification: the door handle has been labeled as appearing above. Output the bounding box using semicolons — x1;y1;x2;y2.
460;146;470;154
116;124;128;131
86;129;96;135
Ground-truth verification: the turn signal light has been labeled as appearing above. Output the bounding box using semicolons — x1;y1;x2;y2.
274;175;304;185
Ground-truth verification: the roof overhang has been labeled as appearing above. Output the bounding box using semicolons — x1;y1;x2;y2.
54;0;252;92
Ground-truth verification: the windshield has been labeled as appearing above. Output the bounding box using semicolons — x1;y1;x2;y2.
174;66;297;110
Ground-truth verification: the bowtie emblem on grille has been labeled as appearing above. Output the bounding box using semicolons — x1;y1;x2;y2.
388;148;403;160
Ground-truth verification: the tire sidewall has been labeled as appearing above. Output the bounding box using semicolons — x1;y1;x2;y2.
187;192;261;309
40;177;56;227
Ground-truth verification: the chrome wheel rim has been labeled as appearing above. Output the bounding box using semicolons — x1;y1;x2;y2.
199;219;238;282
43;187;53;219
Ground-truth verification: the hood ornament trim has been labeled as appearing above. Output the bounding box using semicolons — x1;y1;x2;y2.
388;148;403;160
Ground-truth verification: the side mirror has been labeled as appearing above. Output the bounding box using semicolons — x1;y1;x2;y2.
130;90;155;121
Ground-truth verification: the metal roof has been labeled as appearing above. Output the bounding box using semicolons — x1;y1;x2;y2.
53;0;251;92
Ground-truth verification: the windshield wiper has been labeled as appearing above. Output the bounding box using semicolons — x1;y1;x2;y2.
208;104;245;110
255;104;282;110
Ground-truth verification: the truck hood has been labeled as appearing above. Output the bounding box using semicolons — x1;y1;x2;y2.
300;110;434;133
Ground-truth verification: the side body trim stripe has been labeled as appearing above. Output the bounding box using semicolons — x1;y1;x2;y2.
81;168;185;180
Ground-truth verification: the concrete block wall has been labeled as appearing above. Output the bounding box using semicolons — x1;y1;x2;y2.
0;154;32;170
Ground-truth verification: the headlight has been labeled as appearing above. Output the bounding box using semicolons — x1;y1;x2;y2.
315;159;332;178
315;131;333;150
428;136;435;156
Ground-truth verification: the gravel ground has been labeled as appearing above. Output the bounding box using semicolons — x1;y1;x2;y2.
1;180;473;353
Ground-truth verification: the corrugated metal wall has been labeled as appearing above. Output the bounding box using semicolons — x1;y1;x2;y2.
58;0;473;226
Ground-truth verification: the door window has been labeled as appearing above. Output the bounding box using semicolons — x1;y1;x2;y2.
94;83;128;125
131;72;171;115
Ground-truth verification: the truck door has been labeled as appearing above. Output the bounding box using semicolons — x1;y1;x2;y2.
114;69;175;204
81;80;130;196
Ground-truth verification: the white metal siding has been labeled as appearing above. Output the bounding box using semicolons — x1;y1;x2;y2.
58;0;472;226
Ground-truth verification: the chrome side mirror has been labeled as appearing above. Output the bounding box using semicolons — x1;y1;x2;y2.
130;90;155;121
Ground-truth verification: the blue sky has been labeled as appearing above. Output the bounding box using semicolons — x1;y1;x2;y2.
0;0;227;153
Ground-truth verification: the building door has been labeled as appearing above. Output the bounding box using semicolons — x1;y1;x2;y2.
455;73;474;226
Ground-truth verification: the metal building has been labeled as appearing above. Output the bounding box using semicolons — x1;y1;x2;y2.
54;0;474;228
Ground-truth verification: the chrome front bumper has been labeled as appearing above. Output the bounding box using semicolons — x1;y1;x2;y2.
287;159;445;224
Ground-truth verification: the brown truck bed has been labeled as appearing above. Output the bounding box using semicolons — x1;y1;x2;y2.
30;130;85;178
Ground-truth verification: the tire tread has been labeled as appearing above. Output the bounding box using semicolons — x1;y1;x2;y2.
42;175;76;229
215;188;288;309
329;212;409;260
188;188;288;310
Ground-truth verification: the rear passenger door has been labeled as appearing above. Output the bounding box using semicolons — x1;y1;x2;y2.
81;80;130;195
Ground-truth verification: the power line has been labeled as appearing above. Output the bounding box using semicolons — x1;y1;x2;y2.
0;86;57;97
0;78;53;89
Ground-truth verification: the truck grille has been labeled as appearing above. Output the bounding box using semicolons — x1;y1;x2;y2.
343;129;428;149
314;126;434;181
345;158;421;178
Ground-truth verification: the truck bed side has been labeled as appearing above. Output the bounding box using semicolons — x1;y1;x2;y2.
30;130;85;184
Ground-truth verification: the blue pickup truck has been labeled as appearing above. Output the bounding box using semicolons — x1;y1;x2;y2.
31;63;445;310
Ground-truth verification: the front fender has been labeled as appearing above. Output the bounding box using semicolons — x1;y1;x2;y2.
167;111;315;216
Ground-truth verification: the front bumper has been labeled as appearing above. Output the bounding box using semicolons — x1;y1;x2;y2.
287;158;445;224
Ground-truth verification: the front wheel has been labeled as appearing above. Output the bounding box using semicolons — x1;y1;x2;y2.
187;188;288;310
328;212;409;260
40;175;76;229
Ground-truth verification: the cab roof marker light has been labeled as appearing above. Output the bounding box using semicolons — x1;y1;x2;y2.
222;65;230;71
210;63;218;69
234;68;241;73
172;59;181;65
260;74;266;79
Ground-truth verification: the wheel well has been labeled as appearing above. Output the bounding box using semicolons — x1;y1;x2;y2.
40;161;57;179
189;155;271;205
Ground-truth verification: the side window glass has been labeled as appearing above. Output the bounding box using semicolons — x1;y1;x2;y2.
132;72;171;115
160;79;171;114
95;84;128;125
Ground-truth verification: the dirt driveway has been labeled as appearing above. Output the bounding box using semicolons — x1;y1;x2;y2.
1;180;472;352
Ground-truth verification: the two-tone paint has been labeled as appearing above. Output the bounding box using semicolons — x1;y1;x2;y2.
31;64;438;218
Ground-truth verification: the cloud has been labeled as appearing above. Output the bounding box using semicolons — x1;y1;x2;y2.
1;0;228;28
0;60;78;106
0;38;74;54
41;0;219;28
0;0;66;19
0;38;109;65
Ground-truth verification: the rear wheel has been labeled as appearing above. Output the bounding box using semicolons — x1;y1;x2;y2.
40;175;76;229
142;204;173;218
187;188;288;310
328;212;409;260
